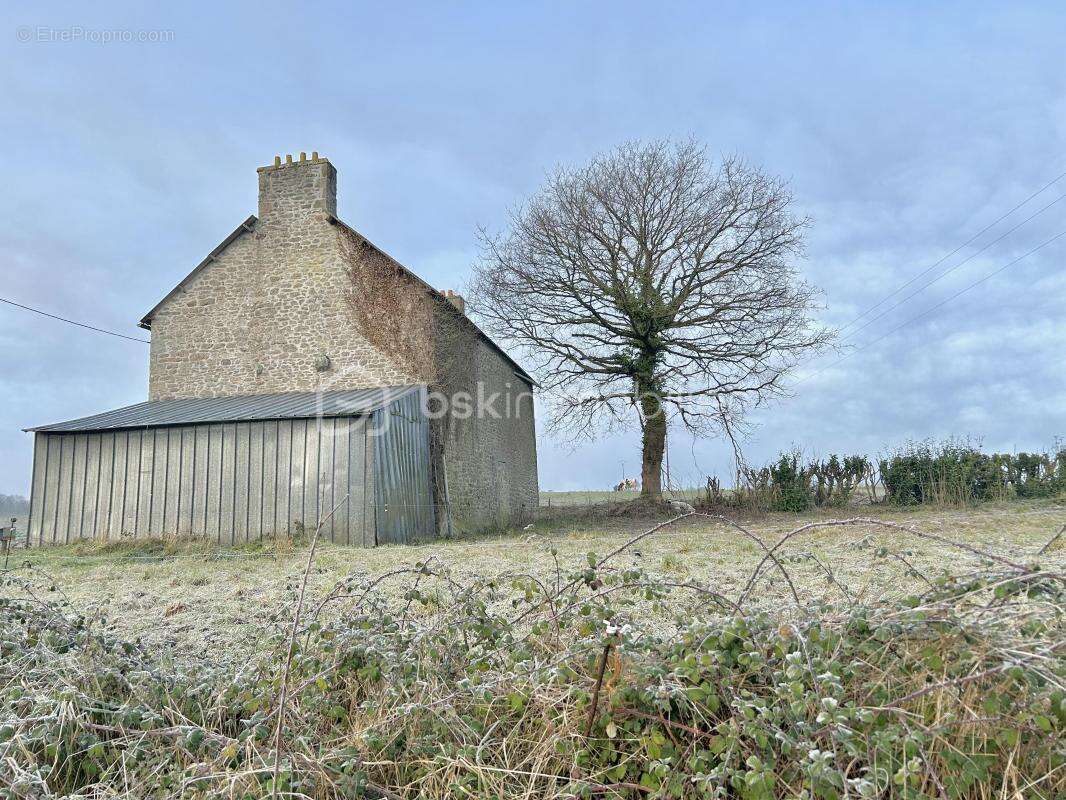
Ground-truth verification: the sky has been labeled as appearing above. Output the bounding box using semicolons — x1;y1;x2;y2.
1;1;1064;494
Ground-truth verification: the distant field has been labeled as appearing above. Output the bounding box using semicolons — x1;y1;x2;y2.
4;497;1063;663
540;488;703;506
540;484;885;508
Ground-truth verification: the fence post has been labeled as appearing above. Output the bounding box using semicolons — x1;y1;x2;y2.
0;519;13;571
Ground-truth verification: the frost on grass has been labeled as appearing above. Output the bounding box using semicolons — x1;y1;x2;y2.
1;509;1064;799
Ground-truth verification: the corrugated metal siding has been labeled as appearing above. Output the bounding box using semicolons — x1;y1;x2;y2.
26;386;419;432
28;417;369;545
371;387;435;544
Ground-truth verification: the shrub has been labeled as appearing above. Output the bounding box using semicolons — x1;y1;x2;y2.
879;439;1066;506
704;452;874;512
808;454;875;508
2;516;1062;799
1008;450;1066;498
768;451;811;511
701;439;1065;512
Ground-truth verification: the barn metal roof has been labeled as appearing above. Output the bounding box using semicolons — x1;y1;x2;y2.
25;386;421;433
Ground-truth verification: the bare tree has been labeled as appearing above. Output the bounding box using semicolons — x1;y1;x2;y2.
470;140;832;502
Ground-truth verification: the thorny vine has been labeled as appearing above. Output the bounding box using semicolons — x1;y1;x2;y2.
1;510;1064;799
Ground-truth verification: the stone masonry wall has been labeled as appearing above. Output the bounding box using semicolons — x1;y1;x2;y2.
147;158;418;400
339;226;538;529
436;331;539;529
144;155;539;529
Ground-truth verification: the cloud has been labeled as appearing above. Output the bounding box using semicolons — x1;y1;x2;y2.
1;1;1064;496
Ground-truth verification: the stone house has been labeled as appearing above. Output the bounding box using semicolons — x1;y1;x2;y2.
25;154;538;545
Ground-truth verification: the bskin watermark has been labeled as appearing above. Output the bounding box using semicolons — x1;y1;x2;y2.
16;25;175;44
306;356;537;440
312;381;534;440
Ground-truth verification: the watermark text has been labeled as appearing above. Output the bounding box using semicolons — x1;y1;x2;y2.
17;25;175;44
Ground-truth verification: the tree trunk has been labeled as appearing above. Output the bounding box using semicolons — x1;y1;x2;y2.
639;390;666;501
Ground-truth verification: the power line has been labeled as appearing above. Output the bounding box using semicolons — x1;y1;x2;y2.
839;191;1066;342
0;296;150;344
837;169;1066;335
796;227;1066;387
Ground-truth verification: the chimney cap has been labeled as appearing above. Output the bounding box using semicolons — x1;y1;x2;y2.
258;152;330;172
443;289;466;314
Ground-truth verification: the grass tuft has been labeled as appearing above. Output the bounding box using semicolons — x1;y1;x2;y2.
2;509;1064;798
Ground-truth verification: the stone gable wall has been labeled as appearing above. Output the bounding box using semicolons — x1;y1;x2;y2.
145;157;538;528
147;160;417;400
146;218;418;399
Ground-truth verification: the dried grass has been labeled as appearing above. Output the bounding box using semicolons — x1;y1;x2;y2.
1;502;1064;798
3;500;1063;664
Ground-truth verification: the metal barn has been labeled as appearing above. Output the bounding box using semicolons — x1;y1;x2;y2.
25;385;435;547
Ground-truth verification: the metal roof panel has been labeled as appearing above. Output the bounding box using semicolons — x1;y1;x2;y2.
25;386;422;433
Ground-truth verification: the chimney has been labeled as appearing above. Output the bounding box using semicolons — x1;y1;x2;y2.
257;152;336;223
443;289;465;315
